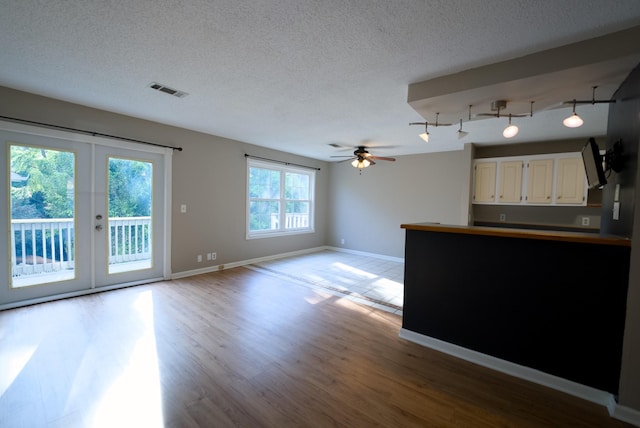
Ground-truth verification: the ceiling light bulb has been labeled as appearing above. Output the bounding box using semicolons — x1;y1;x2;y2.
419;131;429;143
352;158;371;169
503;124;519;138
563;113;584;128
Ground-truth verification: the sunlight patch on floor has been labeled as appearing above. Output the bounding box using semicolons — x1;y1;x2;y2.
87;291;163;428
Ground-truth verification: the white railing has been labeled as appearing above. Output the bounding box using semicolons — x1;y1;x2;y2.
270;213;310;230
10;217;151;277
108;216;152;263
11;218;75;277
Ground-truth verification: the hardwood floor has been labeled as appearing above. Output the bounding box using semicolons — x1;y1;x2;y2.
0;267;632;427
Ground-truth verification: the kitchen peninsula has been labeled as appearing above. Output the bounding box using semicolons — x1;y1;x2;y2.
400;222;631;395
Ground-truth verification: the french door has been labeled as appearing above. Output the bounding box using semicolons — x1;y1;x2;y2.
1;123;170;308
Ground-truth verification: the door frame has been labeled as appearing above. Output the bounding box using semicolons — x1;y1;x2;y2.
0;120;173;310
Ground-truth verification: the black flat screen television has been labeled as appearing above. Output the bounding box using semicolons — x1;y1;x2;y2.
581;138;607;189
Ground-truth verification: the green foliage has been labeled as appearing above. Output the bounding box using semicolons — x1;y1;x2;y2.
10;146;74;219
108;158;152;217
10;146;152;220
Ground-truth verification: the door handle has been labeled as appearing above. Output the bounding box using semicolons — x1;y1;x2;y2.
95;225;103;231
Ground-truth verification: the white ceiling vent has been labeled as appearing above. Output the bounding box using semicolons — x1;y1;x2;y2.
148;82;188;98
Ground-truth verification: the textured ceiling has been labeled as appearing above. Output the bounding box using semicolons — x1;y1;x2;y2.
1;1;640;161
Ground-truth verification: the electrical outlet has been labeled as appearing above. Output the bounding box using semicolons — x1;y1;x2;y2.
180;204;187;213
581;216;590;226
340;238;345;245
211;252;216;260
499;213;506;222
197;254;202;263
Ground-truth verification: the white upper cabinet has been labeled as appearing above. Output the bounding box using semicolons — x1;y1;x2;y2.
473;153;587;206
526;159;554;204
498;160;523;203
556;157;587;204
473;161;497;203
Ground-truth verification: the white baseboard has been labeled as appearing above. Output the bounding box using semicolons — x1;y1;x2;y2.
399;329;616;411
171;246;330;280
613;404;640;427
326;246;404;263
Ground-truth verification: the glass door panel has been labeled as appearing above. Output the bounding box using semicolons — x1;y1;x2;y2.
107;157;153;274
9;145;76;287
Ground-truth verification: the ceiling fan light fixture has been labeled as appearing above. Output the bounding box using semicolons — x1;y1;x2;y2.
351;158;370;169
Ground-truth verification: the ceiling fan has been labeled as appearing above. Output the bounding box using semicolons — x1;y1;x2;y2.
331;146;396;169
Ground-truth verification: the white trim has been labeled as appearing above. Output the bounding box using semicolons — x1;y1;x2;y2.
163;149;173;280
612;404;640;427
0;277;164;311
171;246;328;280
399;328;615;408
326;246;404;263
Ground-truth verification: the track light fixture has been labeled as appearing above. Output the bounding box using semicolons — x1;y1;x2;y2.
409;113;451;143
563;100;584;128
563;86;615;128
409;121;429;142
457;118;468;139
503;114;519;138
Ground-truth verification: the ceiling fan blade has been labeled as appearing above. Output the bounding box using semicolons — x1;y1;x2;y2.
368;155;396;162
336;157;356;163
330;155;355;158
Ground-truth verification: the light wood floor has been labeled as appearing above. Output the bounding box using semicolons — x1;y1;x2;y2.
0;267;632;427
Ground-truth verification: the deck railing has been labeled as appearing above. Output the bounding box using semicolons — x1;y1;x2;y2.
10;217;151;277
270;213;309;229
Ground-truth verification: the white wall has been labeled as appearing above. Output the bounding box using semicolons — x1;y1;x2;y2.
327;146;473;258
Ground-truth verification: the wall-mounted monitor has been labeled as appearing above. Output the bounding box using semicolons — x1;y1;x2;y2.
581;138;607;189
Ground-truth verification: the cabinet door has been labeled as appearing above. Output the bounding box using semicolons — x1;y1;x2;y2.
556;157;586;204
473;162;496;203
498;160;523;203
526;159;553;204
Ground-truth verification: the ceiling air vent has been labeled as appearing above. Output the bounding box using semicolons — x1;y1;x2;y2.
149;82;188;98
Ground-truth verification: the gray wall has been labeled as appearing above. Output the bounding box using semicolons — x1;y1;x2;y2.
604;64;640;411
327;146;473;258
0;86;328;274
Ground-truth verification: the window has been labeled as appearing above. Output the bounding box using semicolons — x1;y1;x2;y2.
247;158;315;238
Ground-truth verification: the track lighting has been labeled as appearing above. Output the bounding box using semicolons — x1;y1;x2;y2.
409;121;429;142
502;114;519;138
419;124;430;143
563;86;615;129
563;100;584;128
457;119;468;139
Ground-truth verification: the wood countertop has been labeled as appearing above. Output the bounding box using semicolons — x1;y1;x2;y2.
400;223;631;247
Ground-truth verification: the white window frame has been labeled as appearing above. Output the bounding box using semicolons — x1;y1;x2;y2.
246;158;315;239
